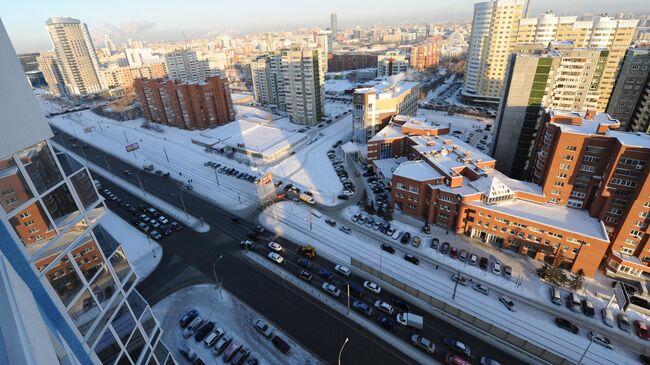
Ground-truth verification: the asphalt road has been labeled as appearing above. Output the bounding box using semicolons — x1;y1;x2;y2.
51;126;527;365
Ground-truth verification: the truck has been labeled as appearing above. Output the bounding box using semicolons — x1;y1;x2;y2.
396;313;423;330
298;245;317;258
299;193;315;205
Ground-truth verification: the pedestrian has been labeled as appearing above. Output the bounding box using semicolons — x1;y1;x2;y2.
446;230;449;235
435;264;439;270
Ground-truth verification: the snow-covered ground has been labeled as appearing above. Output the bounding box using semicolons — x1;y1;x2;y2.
100;211;161;279
152;284;323;365
258;201;646;365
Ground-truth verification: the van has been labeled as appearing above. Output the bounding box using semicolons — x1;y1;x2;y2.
550;287;561;306
601;308;614;328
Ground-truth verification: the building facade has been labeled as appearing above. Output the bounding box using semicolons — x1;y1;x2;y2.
493;44;609;178
330;13;338;35
606;48;650;132
352;79;420;144
164;49;208;83
408;42;440;71
0;20;174;364
37;50;67;96
462;0;525;105
249;53;284;108
134;76;235;130
327;53;378;72
45;17;104;96
527;109;650;278
101;63;167;95
377;50;409;77
281;48;325;125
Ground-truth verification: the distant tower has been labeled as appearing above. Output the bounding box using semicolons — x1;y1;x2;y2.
330;13;338;35
103;33;116;54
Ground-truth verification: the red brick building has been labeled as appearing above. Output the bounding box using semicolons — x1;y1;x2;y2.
134;76;235;130
328;53;378;72
408;42;440;71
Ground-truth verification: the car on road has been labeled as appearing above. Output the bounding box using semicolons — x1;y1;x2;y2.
212;336;232;356
411;335;435;354
253;319;273;337
335;264;351;277
298;270;312;282
267;252;284;264
392;297;411;312
195;321;214;341
378;315;397;332
443;337;471;357
240;240;256;250
322;282;341;297
499;295;516;312
588;332;613;349
554;317;579;334
297;258;312;269
352;300;373;316
492;261;502;275
339;225;351;234
179;309;198;328
363;281;381;294
473;283;489;295
634;320;650;340
318;269;333;279
404;254;419;265
380;243;395;254
617;312;631;332
325;219;336;227
452;274;470;286
267;241;283;252
374;300;394;315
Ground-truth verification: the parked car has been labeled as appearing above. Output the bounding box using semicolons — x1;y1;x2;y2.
297;258;313;269
617;312;631;332
554;317;579;334
459;250;468;262
352;300;373;316
223;341;242;362
452;273;470;286
180;309;198;328
380;243;395;254
550;287;562;306
212;336;232;356
203;328;225;348
322;282;341;297
325;219;336;227
468;254;479;266
231;347;251;365
473;283;489;296
194;321;215;342
499;295;516;312
567;293;582;313
412;236;421;247
400;232;411;244
404;254;420;265
363;281;381;294
588;332;613;349
253;319;273;337
318;269;333;280
440;242;451;254
634;320;650;340
240;240;256;250
411;335;435;354
492;261;502;275
183;316;203;338
479;257;489;270
601;308;614;327
582;299;596;318
503;266;512;279
443;337;471;357
378;315;397;332
179;343;197;361
335;264;351;277
374;300;394;315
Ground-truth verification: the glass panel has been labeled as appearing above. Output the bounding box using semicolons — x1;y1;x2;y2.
123;273;137;292
71;236;104;281
94;328;122;365
94;225;120;258
111;304;136;346
55;151;84;176
70;169;99;209
33;218;88;262
117;354;132;365
139;308;156;338
147;354;157;365
86;203;106;226
164;355;174;365
154;341;169;364
90;266;117;308
126;328;146;364
127;291;147;320
16;141;63;194
42;183;81;229
86;292;124;348
0;156;33;214
8;201;56;255
110;248;131;283
45;254;83;307
68;289;100;337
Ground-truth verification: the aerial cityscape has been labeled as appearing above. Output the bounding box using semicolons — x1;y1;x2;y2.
1;0;650;364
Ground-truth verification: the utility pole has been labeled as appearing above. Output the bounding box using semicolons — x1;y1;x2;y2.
346;284;350;316
134;172;146;197
214;167;220;186
163;146;170;163
452;268;461;300
308;205;313;230
577;337;594;365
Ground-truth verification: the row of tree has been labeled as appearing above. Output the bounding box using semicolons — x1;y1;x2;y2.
360;190;393;221
536;251;585;291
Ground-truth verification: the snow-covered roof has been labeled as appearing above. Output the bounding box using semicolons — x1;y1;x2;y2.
341;141;359;154
466;200;609;242
354;79;419;99
607;131;650;148
393;160;443;181
368;122;406;142
372;157;407;180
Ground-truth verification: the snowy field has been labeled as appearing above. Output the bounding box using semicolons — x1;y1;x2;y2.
100;211;162;280
152;284;323;365
259;202;646;365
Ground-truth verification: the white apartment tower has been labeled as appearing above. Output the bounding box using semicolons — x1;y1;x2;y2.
164;49;206;83
250;53;284;109
462;0;525;104
45;17;105;96
281;47;325;125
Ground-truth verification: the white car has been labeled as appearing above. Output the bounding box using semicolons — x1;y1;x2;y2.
492;261;502;275
363;281;381;294
411;335;435;354
267;252;284;264
267;241;283;252
335;264;351;277
468;254;479;266
473;283;489;296
391;230;402;240
339;225;351;234
588;331;613;349
342;189;354;196
158;215;169;224
374;300;394;315
322;282;341;297
499;295;516;312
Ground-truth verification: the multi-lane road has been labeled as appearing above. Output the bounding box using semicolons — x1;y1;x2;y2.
51;126;526;365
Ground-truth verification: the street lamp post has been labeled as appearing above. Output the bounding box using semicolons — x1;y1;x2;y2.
172;191;190;221
134;171;146;197
577;337;594;365
379;247;384;275
338;337;349;365
212;254;224;299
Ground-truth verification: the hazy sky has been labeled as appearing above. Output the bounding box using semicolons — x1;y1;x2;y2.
1;0;647;53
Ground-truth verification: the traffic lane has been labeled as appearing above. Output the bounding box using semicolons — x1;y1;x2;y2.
253;234;523;364
92;176;415;365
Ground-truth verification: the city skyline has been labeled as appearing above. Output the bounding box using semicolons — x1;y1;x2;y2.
1;0;648;53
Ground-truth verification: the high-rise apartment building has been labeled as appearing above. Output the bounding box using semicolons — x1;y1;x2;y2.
516;13;639;111
281;48;325;125
134;76;235;130
101;63;167;94
45;17;104;95
493;44;610;178
249;53;284;109
0;20;175;364
607;48;650;132
330;13;338;35
528;109;650;277
462;0;525;105
37;50;67;96
164;49;207;83
408;42;439;71
316;30;333;55
353;79;420;144
377;50;409;77
104;34;116;55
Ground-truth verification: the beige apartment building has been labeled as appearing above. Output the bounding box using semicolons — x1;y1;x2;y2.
281;47;325;125
36;50;67;96
101;63;167;95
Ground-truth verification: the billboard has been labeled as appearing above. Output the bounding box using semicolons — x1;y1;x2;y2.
125;143;140;152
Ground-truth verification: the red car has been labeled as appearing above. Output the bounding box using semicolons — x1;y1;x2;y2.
634;320;650;340
450;246;458;259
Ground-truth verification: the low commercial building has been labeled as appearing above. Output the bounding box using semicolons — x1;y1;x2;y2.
134;76;235;130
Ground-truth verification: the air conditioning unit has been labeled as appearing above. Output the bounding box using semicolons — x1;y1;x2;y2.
635;164;643;170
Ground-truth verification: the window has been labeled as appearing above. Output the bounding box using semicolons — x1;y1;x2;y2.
567;199;583;208
16;141;63;194
608;207;623;215
559;164;571;170
551;189;561;195
565;146;577;151
563;155;574;161
583;155;599;163
610;178;636;187
630;230;643;238
553;181;565;187
396;182;407;191
579;165;596;173
409;186;419;194
556;173;567;179
0;156;34;213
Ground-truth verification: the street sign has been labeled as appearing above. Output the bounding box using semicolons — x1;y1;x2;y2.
125;143;140;152
83;127;95;133
613;281;630;311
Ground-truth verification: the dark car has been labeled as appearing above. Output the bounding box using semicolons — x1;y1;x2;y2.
582;299;596;317
297;258;313;269
337;194;350;200
400;232;411;244
298;270;312;282
404;254;419;265
271;335;291;354
392;297;411;311
450;246;459;259
479;257;489;270
352;300;373;316
440;242;451;254
554;317;579;334
171;221;184;231
179;309;198;328
231;347;251;365
195;321;215;341
325;219;336;227
380;243;395;254
378;315;397;332
318;269;333;279
422;225;431;234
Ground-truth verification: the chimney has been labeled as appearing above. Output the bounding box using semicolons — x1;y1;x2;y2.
585;109;597;120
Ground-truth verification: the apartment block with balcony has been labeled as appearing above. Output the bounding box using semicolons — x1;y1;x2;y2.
606;47;650;132
377;50;409;77
280;47;325;126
